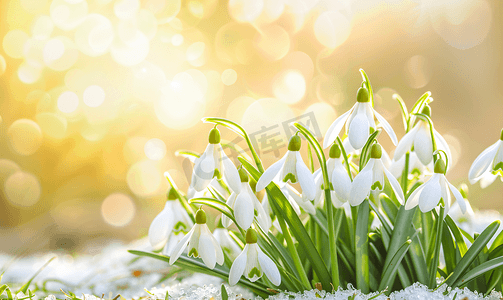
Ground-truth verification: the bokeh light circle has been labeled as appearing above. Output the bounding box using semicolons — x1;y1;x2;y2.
254;25;290;61
144;138;167;161
226;96;255;122
114;0;140;20
83;85;106;107
3;30;30;59
221;69;237;86
110;32;150;66
0;54;6;75
50;0;89;31
0;159;21;184
171;34;184;46
314;11;351;49
101;193;135;226
74;14;114;57
228;0;264;23
127;160;162;197
57;91;79;113
4;171;41;207
404;55;431;89
43;36;79;71
272;69;306;104
7;119;43;156
241;97;295;135
31;16;54;40
302;102;337;134
36;112;68;139
17;63;43;84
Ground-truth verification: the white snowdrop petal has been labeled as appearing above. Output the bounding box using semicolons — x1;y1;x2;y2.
348;109;370;150
169;227;195;265
331;162;351;201
256;155;287;191
372;159;385;191
383;164;405;204
418;174;441;213
295;152;316;200
257;248;281;286
234;192;254;229
222;193;237;227
492;142;503;170
433;129;452;167
394;124;420;160
439;176;451;213
405;181;426;210
323;108;353;148
374;109;398;146
220;146;241;193
448;182;467;214
349;160;374;206
364;102;376;130
229;246;248;285
198;230;217;269
468;141;500;183
414;123;434;166
207;227;225;265
480;172;498;188
195;144;216;180
148;204;174;251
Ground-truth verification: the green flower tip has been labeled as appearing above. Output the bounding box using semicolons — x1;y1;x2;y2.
288;135;301;151
238;167;249;183
421;104;431;118
195;209;207;224
434;159;446;174
167;188;178;200
357;87;370;103
209;128;220;144
245;228;258;244
459;183;469;199
500;128;503;141
370;143;382;159
329;144;341;158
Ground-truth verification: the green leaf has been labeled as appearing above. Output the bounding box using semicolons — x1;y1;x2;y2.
239;157;332;291
378;239;413;291
17;256;56;294
355;200;370;293
444;215;468;256
6;287;13;300
409;92;431;118
164;172;196;223
393;93;409;131
489;229;503;252
453;257;503;288
0;284;8;296
359;130;381;171
445;220;501;287
442;221;459;274
189;197;236;226
221;284;228;300
128;250;271;298
174;150;200;159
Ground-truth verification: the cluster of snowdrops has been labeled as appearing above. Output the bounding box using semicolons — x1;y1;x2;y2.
132;70;503;297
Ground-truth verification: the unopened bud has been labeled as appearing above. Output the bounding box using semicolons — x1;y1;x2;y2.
288;135;301;151
329;144;341;158
434;159;446;174
209;128;220;144
195;209;207;224
245;228;258;244
421;105;431;118
370;143;382;159
357;87;370;103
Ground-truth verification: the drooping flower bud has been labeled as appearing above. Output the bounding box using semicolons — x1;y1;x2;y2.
434;159;446;174
329;144;341;158
357;87;370;103
245;228;258;244
195;209;207;224
288;135;301;151
370;143;382;159
209;128;220;144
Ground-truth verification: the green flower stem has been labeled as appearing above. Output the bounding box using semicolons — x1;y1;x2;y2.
355;199;370;293
202;117;264;172
293;122;339;288
401;153;410;196
336;137;353;180
428;206;445;288
164;172;196;223
276;214;312;290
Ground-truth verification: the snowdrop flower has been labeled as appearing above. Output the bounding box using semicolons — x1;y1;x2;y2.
405;159;467;214
314;144;352;208
256;135;316;200
148;188;193;252
468;129;503;185
189;128;241;194
169;209;224;269
349;143;405;206
448;183;475;222
323;86;398;150
213;222;242;260
393;105;451;167
229;228;281;286
222;168;271;231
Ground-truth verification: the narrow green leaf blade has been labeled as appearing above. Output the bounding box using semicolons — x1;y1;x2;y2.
378;239;412;291
453;257;503;288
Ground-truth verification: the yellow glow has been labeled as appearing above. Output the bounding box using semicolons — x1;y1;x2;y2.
31;16;54;40
226;96;255;122
0;54;6;75
83;85;106;107
50;0;89;31
0;159;21;184
57;91;79;113
188;1;204;19
23;39;46;68
314;11;351;49
3;30;29;59
110;32;150;66
113;0;139;20
7;119;43;156
133;61;167;101
36;112;68;139
254;25;290;61
273;70;306;104
127;160;162;197
5;171;41;207
123;136;149;164
303;103;336;134
101;193;135;226
144;138;167;161
404;55;431;89
43;36;79;71
21;0;49;14
186;42;206;67
138;9;158;40
17;63;42;84
148;0;181;24
444;134;462;169
64;68;85;90
228;0;264;23
257;0;284;24
241;97;295;134
171;34;184;46
75;14;114;57
282;51;314;81
221;69;237;86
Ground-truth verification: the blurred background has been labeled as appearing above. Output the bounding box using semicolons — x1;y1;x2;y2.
0;0;501;255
